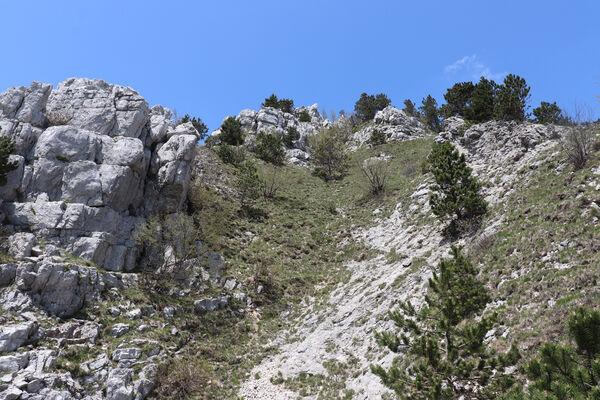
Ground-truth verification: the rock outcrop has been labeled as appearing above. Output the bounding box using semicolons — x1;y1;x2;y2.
0;78;200;271
352;106;426;144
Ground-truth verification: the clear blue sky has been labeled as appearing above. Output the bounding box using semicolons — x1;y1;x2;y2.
1;1;599;130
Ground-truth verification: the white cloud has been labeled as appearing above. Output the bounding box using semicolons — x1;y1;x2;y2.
444;54;506;82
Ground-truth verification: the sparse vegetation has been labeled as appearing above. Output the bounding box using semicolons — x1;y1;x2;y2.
0;131;18;186
563;125;596;170
360;157;389;196
177;113;209;139
262;94;295;113
255;131;285;165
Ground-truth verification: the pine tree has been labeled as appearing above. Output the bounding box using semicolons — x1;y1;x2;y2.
516;306;600;399
442;81;475;118
532;101;567;125
403;99;418;117
354;93;392;121
309;127;348;181
419;95;442;132
428;141;487;232
255;131;285;165
219;117;244;146
371;246;520;399
494;74;530;121
464;77;497;123
0;130;18;186
261;94;279;109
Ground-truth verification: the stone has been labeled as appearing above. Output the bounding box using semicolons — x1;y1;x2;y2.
126;309;142;320
0;354;28;374
0;387;22;400
0;155;24;201
0;322;38;353
109;324;130;338
194;296;230;315
8;233;37;260
111;348;141;362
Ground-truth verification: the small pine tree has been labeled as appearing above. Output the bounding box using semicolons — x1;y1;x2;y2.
354;93;392;121
371;246;520;399
283;126;300;147
403;99;418;117
262;94;280;109
428;141;487;232
0;130;18;186
177;114;209;139
505;306;600;399
369;128;387;146
255;131;285;165
419;95;442;132
298;111;311;122
219;117;244;146
464;76;497;123
494;74;530;121
532;101;567;125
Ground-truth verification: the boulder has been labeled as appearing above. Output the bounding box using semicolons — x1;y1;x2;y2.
0;155;24;201
8;233;37;260
0;322;38;353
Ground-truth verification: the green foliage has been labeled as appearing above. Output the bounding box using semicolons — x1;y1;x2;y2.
371;246;520;399
0;132;18;186
298;110;311;122
219;117;244;145
283;126;300;148
255;131;285;165
262;94;295;113
442;81;475;118
309;127;349;181
215;143;246;167
403;99;418;117
428;141;487;232
509;306;600;399
354;93;392;121
177;114;209;139
369;129;387;146
236;161;261;210
464;77;498;122
494;74;531;121
532;101;567;125
419;94;442;132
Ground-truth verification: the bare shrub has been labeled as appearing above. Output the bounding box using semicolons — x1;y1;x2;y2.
563;126;596;170
259;164;283;199
361;157;389;196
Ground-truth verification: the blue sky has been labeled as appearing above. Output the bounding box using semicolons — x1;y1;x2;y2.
1;1;599;130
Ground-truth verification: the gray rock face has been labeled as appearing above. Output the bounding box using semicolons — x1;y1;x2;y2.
8;233;37;260
0;322;38;353
0;78;199;271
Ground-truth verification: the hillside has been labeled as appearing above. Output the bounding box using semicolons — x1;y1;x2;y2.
0;79;599;400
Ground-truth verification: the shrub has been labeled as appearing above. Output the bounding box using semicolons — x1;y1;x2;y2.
298;111;311;122
177;114;208;139
419;94;442;132
354;93;391;121
216;144;246;167
309;127;348;181
464;76;498;122
371;246;520;399
134;212;200;293
0;131;18;186
428;141;487;233
262;94;294;113
255;131;285;165
361;157;389;196
187;182;237;251
219;117;244;145
154;358;212;399
532;101;567;124
494;74;531;121
563;125;596;170
442;81;475;118
283;126;300;148
368;129;387;146
236;161;261;210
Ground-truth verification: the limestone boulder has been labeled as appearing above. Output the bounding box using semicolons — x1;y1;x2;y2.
0;322;39;353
